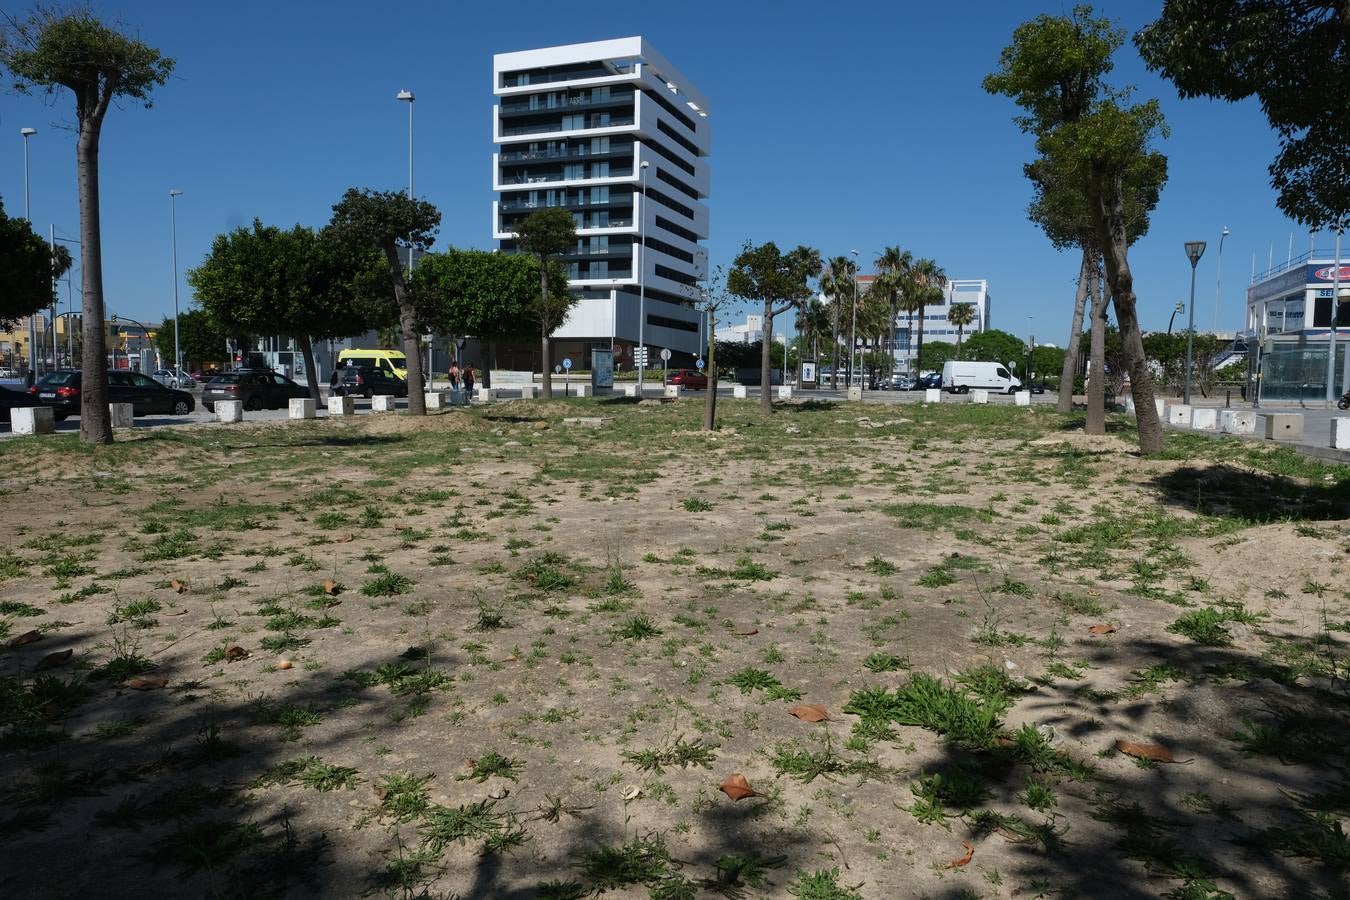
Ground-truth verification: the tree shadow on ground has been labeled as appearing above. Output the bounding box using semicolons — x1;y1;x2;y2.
1153;463;1350;522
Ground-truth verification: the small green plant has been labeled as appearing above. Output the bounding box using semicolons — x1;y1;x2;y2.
418;800;528;855
106;598;162;628
370;772;434;822
614;615;662;641
787;867;864;900
622;735;718;774
727;667;801;701
864;556;897;576
1167;608;1234;646
681;498;714;512
361;573;415;597
459;750;524;782
862;653;908;673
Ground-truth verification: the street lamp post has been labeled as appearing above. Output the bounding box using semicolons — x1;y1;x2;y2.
396;90;414;200
1183;241;1207;404
170;189;183;376
1326;219;1343;404
22;127;37;378
1213;226;1229;332
637;160;650;391
849;249;859;387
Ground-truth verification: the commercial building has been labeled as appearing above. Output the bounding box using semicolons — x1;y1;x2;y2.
827;276;992;374
492;37;710;371
1244;252;1350;403
714;314;785;346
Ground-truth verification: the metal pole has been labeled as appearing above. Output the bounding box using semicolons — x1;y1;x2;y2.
637;161;649;391
1327;221;1342;404
1185;260;1199;404
1213;227;1228;332
408;95;414;201
170;190;183;376
22;128;37;377
49;224;57;370
849;249;859;387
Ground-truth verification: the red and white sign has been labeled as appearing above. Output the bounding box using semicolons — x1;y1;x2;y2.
1313;265;1350;281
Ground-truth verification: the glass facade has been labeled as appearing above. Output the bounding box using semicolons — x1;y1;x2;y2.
1257;337;1348;403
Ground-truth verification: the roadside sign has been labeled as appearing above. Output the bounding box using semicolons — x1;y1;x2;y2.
634;347;649;366
554;365;562;374
695;358;704;370
660;348;672;362
562;358;573;370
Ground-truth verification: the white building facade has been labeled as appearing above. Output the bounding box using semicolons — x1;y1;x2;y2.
841;276;992;373
492;37;710;367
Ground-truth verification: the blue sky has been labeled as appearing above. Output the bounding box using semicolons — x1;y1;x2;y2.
1;0;1339;344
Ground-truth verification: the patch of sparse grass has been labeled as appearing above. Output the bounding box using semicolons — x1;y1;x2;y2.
862;653;908;673
360;573;415;597
614;615;662;641
459;750;524;782
787;867;864;900
883;502;991;529
681;497;713;512
622;735;718;774
864;556;897;577
419;799;529;855
727;667;802;702
843;670;1011;750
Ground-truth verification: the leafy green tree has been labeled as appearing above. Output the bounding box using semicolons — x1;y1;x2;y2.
0;196;62;326
1030;345;1066;382
918;341;958;374
948;303;976;359
728;241;821;413
818;255;856;388
189;221;384;401
513;207;577;398
2;6;173;444
329;188;440;414
795;296;832;367
963;329;1026;370
1137;1;1350;230
985;5;1170;454
874;246;913;373
909;258;946;373
154;309;229;370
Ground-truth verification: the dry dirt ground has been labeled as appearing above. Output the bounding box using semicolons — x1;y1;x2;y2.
1;398;1348;900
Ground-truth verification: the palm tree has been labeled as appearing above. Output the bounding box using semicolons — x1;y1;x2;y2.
819;256;856;389
797;297;831;365
873;247;912;375
949;303;976;359
909;258;947;374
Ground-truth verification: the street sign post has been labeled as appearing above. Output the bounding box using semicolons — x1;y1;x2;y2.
660;348;671;383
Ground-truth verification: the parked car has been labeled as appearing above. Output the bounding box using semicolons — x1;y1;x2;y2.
1025;380;1048;395
30;370;195;419
202;369;310;412
1;385;42;423
152;368;195;389
190;369;219;383
334;366;408;399
917;372;943;390
665;368;708;390
940;361;1020;394
893;375;918;391
337;348;408;380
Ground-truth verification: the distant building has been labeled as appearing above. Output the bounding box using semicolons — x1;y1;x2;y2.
1244;251;1349;402
714;314;785;345
822;276;992;373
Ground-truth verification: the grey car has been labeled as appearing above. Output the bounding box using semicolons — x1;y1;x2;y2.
202;370;310;412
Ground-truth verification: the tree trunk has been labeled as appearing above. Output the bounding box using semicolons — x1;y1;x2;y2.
830;300;840;389
1087;253;1107;435
759;299;774;414
484;340;495;390
704;306;718;429
1091;176;1164;454
915;300;927;374
77;119;112;444
297;333;321;402
1058;248;1091;413
384;242;426;416
539;260;552;398
956;326;965;360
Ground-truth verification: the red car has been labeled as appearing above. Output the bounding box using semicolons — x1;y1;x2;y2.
665;368;708;390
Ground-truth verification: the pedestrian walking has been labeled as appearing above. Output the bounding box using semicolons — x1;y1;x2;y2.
449;362;460;392
462;365;475;395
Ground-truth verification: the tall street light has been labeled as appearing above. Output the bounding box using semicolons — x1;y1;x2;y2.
170;189;184;375
22;127;38;377
636;160;651;391
1183;240;1207;404
1212;226;1229;332
396;90;414;200
849;249;859;387
1326;218;1344;404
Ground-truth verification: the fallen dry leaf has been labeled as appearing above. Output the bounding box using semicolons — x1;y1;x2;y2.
1088;623;1116;635
336;534;354;544
323;579;341;596
124;675;168;690
1115;739;1183;763
719;773;759;801
946;840;974;868
789;703;830;722
170;579;187;594
34;648;73;671
225;645;249;661
734;627;759;636
621;785;640;801
274;660;294;671
10;630;42;647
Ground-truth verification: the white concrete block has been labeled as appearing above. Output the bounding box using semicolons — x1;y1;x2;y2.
664;384;682;399
476;387;500;402
621;384;640;398
733;385;748;399
572;383;593;398
847;386;863;401
327;395;354;417
1013;391;1031;406
777;386;793;400
971;390;989;405
371;394;396;412
1262;413;1304;441
519;385;538;399
1189;408;1218;431
1331;418;1350;450
11;405;54;435
109;403;134;429
426;391;448;409
925;388;942;403
1166;404;1191;426
289;398;316;420
1155;398;1167;417
216;400;243;423
1124;395;1135;413
1219;410;1256;435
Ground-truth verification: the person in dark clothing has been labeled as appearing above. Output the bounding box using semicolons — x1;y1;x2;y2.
462;365;475;395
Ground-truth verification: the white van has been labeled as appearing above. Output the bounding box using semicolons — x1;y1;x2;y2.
942;360;1021;394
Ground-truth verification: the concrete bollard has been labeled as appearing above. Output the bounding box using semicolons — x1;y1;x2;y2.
572;383;593;398
1155;398;1167;417
733;385;748;399
1125;395;1135;413
327;396;354;417
847;386;863;401
1219;410;1256;435
1166;404;1191;426
289;398;316;420
1261;413;1304;441
519;385;538;399
109;403;134;429
425;391;448;409
777;385;793;400
476;387;499;403
925;388;942;403
216;400;243;424
371;394;396;412
1189;408;1218;431
1331;418;1350;450
664;384;682;399
619;384;638;397
1013;391;1031;406
11;405;55;435
971;390;989;405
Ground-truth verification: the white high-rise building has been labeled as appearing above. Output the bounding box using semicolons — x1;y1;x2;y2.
847;276;993;373
492;37;710;367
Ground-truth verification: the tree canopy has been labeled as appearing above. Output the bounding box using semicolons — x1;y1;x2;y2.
728;241;820;412
962;329;1027;370
0;197;60;326
1137;0;1350;228
412;248;546;340
154;309;230;369
511;207;577;398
